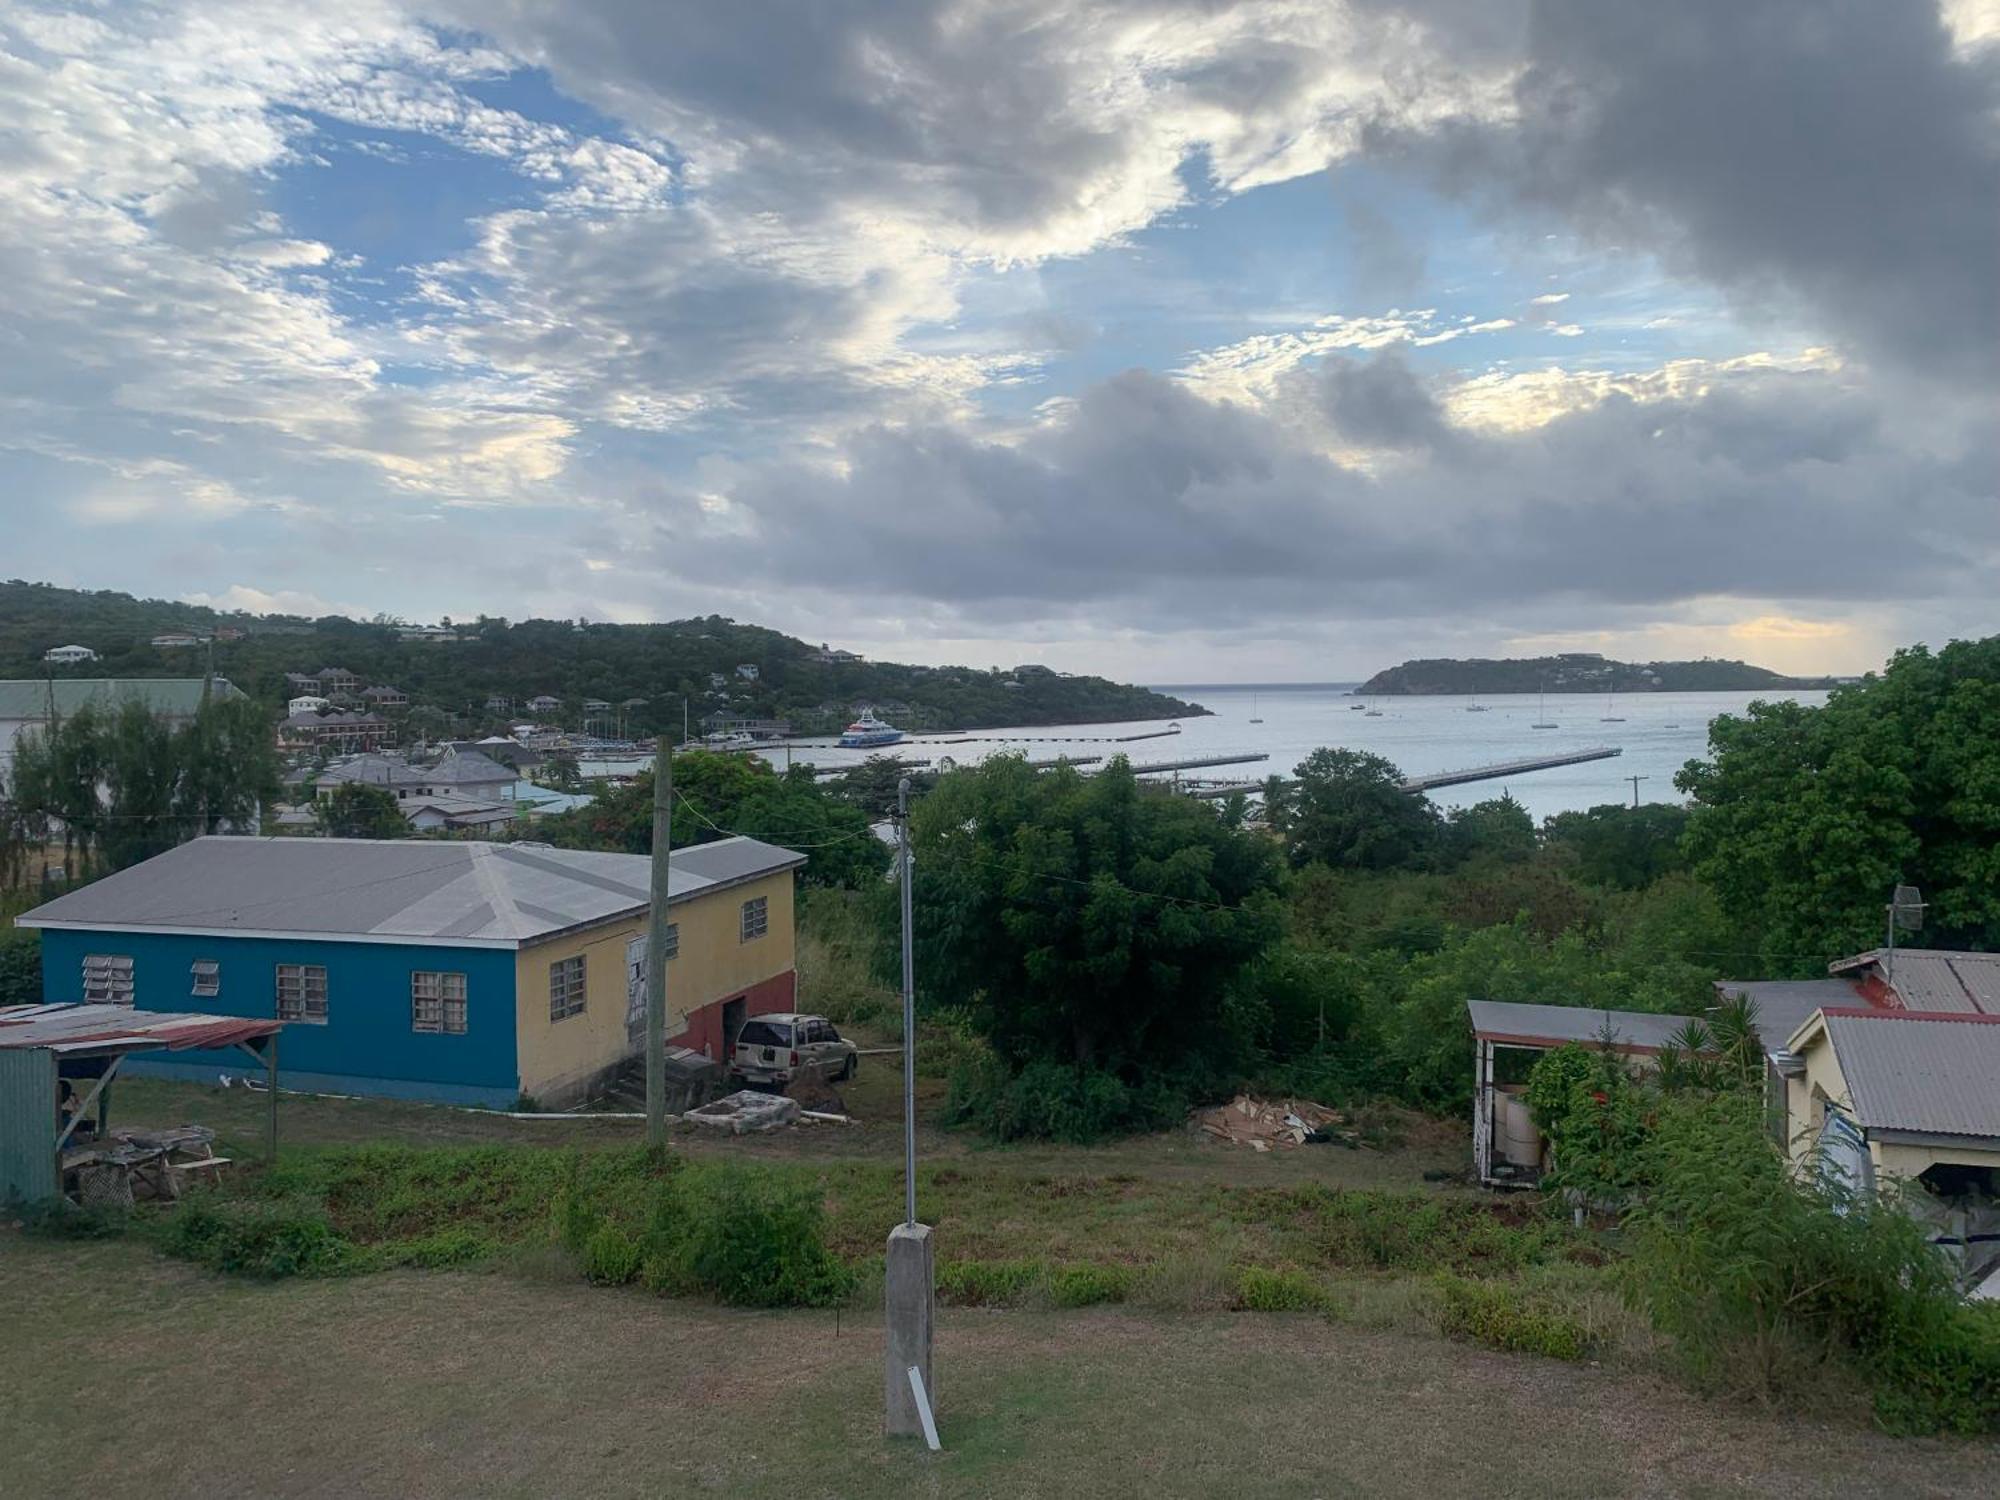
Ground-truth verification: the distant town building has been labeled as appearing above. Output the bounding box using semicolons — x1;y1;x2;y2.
317;666;359;696
41;644;98;664
395;624;460;643
813;646;862;664
484;695;513;713
735;663;760;681
287;695;332;717
276;710;389;754
363;685;410;709
284;672;323;696
151;632;201;650
582;698;612;712
707;673;728;690
526;694;562;714
212;625;247;642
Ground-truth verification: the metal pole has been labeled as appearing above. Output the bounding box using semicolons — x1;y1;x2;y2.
266;1033;278;1164
645;739;673;1146
1625;774;1649;809
1885;902;1897;982
898;776;916;1227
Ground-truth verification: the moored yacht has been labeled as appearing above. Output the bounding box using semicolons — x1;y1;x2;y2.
839;710;905;748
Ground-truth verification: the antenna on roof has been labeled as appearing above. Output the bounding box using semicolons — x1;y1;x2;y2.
1885;883;1925;981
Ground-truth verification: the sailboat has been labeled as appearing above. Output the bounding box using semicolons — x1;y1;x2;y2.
1248;693;1262;725
1600;691;1625;724
1464;692;1489;712
1532;691;1557;730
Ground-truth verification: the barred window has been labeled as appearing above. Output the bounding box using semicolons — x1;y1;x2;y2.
276;964;328;1024
660;922;679;960
740;896;768;943
82;954;135;1006
412;971;468;1035
190;958;220;998
549;954;587;1022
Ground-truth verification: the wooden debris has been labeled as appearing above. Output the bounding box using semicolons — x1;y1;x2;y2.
1191;1094;1358;1150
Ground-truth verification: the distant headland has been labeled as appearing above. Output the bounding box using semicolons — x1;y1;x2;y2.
1355;653;1842;696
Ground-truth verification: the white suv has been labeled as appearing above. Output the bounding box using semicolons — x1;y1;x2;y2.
731;1013;858;1089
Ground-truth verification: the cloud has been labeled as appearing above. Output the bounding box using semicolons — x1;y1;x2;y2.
1729;615;1852;643
1392;0;2000;381
182;584;364;618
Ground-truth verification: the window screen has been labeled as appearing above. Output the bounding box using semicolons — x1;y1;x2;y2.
190;959;220;998
740;896;769;942
275;964;328;1024
549;954;587;1021
412;971;468;1034
83;954;135;1006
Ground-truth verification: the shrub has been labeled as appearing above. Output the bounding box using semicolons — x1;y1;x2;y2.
642;1165;853;1308
1237;1266;1333;1313
581;1224;642;1286
17;1198;128;1241
1046;1263;1132;1307
1624;1091;2000;1434
944;1055;1190;1143
1432;1274;1594;1361
938;1258;1045;1307
161;1193;350;1279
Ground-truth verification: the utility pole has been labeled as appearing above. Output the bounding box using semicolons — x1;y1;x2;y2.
885;773;935;1439
1625;774;1649;809
644;738;673;1147
898;775;917;1225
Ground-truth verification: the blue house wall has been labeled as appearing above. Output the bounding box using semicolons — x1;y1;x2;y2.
36;929;520;1107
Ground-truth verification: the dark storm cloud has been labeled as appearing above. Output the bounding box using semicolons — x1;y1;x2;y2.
642;358;1996;634
1398;0;2000;380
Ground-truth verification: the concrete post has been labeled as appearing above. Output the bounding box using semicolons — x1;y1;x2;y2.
884;1221;935;1438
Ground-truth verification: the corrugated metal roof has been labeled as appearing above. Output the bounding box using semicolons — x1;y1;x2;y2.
1714;978;1865;1051
14;835;805;947
1821;1011;2000;1139
1466;1000;1695;1053
0;1002;281;1056
1827;948;2000;1015
0;677;242;721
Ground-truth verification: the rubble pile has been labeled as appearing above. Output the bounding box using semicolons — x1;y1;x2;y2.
1193;1095;1358;1151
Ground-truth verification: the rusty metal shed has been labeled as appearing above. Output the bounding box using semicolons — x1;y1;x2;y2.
0;1003;282;1204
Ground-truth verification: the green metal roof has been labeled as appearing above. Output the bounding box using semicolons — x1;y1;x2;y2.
0;678;243;720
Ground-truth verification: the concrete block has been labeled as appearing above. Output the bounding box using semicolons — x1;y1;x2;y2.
884;1221;935;1437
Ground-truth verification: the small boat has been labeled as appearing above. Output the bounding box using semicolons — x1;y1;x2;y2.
703;730;757;752
1248;693;1262;725
838;711;905;749
1364;708;1383;717
1600;692;1625;724
1348;701;1366;711
1532;692;1557;730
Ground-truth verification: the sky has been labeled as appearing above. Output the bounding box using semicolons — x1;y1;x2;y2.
2;0;1996;682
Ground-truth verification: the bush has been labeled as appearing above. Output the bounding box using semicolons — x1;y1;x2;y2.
944;1055;1191;1143
1046;1263;1132;1307
17;1198;128;1241
581;1223;642;1286
161;1193;350;1279
1624;1091;2000;1434
0;926;41;1007
1237;1266;1333;1313
938;1258;1045;1307
642;1164;853;1308
1433;1274;1594;1361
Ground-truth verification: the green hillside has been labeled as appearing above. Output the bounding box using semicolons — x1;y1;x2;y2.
0;580;1202;735
1356;653;1832;696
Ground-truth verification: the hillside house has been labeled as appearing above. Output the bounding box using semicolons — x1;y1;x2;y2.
526;694;562;714
42;645;98;664
150;632;201;649
363;685;410;710
13;835;807;1107
277;710;389;754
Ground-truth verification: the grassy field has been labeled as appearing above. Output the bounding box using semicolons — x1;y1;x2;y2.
8;1068;1995;1494
6;1238;1996;1500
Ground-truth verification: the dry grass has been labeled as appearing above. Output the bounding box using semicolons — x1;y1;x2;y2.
4;1238;1995;1500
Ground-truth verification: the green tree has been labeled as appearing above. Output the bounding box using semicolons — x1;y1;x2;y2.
1677;638;2000;966
907;754;1283;1074
1540;802;1691;889
1444;794;1536;867
317;783;407;839
1286;747;1440;871
537;750;888;889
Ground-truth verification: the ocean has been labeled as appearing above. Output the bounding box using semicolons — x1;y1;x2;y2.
761;683;1832;822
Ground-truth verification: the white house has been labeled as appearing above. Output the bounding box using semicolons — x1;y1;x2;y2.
287;695;332;717
42;645;98;665
735;663;760;681
151;632;201;650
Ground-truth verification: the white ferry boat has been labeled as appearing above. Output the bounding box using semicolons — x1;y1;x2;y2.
838;711;905;748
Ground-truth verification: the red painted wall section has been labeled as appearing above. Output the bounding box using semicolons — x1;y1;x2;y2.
672;969;796;1060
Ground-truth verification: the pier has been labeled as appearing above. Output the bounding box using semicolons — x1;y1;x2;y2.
1182;745;1622;801
1129;751;1270;776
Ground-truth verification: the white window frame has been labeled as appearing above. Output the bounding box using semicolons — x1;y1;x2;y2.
411;970;468;1035
549;954;587;1022
740;896;769;943
83;953;135;1006
660;921;679;960
190;958;221;998
276;963;328;1024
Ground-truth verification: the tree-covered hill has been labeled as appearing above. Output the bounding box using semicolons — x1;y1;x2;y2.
0;580;1203;735
1356;652;1834;696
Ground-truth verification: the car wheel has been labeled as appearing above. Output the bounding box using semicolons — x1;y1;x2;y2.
839;1054;856;1082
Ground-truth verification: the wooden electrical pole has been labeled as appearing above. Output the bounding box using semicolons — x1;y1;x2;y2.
645;739;673;1146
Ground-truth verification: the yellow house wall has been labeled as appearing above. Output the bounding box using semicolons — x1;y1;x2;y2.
1783;1029;1852;1168
1875;1141;2000;1178
513;870;797;1103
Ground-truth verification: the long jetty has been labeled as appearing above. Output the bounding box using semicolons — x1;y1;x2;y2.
1183;745;1622;800
1129;751;1270;776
